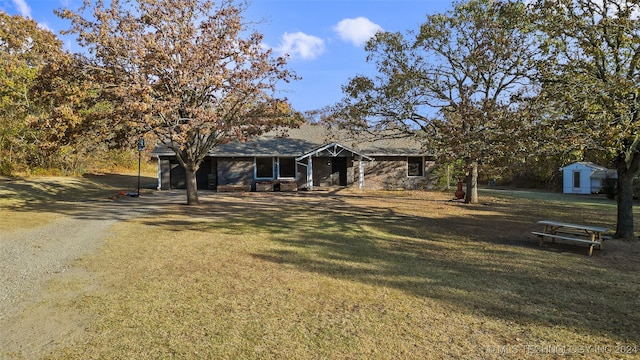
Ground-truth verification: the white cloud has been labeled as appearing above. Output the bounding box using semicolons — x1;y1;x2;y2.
38;21;53;33
333;17;383;47
275;32;325;60
12;0;31;18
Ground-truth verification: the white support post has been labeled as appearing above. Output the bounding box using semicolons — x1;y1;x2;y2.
156;157;162;190
358;156;365;189
307;156;313;190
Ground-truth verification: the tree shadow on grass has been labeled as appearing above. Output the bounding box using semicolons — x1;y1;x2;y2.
0;173;157;203
4;179;638;344
0;173;164;221
82;173;158;192
138;192;639;344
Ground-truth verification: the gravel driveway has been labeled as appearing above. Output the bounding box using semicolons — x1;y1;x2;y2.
0;191;185;358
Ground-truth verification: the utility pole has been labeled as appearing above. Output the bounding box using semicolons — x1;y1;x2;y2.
137;138;145;196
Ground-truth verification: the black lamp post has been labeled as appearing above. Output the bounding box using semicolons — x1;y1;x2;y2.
137;138;145;196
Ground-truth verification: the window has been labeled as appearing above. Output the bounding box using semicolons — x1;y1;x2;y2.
408;157;424;177
255;157;273;178
573;171;581;188
278;157;296;178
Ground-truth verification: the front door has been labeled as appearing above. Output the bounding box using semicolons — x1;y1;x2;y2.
196;158;213;190
170;161;186;189
332;157;348;186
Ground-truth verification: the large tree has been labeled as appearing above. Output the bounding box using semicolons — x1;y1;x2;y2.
0;11;67;173
534;0;640;239
29;54;127;172
334;0;537;203
58;0;299;204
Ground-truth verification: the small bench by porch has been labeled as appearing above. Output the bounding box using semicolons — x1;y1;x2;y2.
255;180;298;192
217;184;251;192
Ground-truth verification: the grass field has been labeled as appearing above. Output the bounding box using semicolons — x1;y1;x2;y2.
2;175;639;359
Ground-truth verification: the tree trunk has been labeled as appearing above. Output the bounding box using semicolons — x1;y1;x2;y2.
465;161;478;204
185;167;200;206
615;162;635;240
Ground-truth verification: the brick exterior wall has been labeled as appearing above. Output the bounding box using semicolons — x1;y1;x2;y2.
358;157;436;190
159;155;436;191
217;157;253;185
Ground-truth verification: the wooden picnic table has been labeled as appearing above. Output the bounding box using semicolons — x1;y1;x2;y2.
532;220;610;256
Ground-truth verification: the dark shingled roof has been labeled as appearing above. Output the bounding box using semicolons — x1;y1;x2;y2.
152;124;430;157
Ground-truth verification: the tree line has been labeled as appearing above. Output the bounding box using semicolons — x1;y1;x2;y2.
0;0;638;239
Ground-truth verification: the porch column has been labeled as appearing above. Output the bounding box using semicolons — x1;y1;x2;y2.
358;155;365;189
307;156;313;190
156;157;162;190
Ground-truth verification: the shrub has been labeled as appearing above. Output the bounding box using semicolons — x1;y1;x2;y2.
0;161;13;176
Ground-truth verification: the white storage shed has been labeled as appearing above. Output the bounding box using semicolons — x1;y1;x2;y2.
562;162;617;194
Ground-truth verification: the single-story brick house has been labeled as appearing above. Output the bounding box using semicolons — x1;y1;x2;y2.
151;124;436;191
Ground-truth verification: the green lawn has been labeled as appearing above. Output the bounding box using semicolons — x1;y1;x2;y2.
3;177;638;359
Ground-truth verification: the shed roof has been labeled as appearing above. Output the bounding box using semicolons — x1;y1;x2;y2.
562;161;617;178
562;161;609;171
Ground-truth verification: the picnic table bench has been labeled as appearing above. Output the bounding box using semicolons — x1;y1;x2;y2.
532;220;611;256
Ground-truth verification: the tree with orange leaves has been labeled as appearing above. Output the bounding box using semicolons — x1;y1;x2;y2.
58;0;300;204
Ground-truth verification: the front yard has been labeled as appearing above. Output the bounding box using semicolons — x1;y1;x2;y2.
2;176;638;358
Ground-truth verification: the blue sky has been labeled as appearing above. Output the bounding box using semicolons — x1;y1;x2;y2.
1;0;452;112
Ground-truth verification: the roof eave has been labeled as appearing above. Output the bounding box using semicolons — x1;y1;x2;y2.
295;142;374;161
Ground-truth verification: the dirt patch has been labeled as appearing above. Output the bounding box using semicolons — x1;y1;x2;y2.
0;175;181;359
1;267;97;359
0;215;117;358
593;238;640;271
